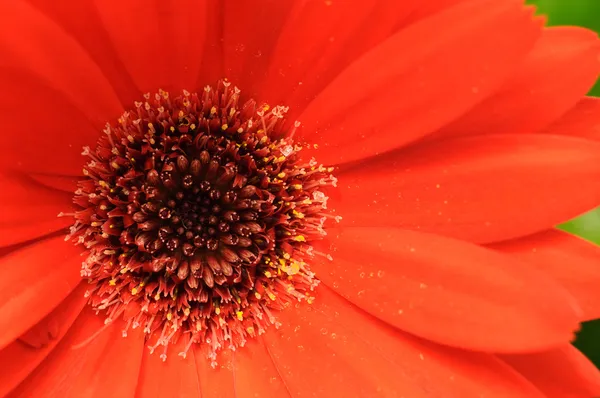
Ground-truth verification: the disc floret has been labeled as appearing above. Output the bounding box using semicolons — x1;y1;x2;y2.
65;80;338;364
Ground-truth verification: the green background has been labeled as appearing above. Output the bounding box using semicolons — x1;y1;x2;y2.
527;0;600;368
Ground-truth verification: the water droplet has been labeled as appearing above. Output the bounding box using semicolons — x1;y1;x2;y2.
377;270;384;278
320;328;328;335
359;272;365;278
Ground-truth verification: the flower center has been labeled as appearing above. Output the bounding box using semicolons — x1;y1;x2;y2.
64;80;339;364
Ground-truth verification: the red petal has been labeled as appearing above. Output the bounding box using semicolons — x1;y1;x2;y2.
28;174;78;194
11;308;144;397
0;71;98;176
313;227;581;353
297;0;542;165
540;96;600;141
0;172;73;246
25;0;139;105
433;27;600;139
403;0;467;23
194;348;237;397
0;1;122;127
262;286;543;397
94;0;208;95
500;345;600;397
0;284;86;397
335;134;600;243
490;229;600;321
258;0;411;116
135;339;201;398
0;235;82;350
233;339;291;398
222;1;294;97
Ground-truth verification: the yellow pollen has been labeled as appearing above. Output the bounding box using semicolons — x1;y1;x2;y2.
215;307;221;315
237;128;243;133
246;326;255;334
264;271;272;278
210;106;217;115
221;124;228;130
283;253;291;260
267;292;276;301
131;287;139;295
99;205;107;210
254;292;262;299
184;308;191;316
166;312;173;321
293;235;306;242
120;267;128;274
109;279;116;286
277;172;286;178
154;293;161;300
236;311;244;321
110;162;119;169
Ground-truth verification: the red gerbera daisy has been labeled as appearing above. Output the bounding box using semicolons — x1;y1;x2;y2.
1;0;600;396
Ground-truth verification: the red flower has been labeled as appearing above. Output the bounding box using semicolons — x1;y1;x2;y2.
1;0;600;396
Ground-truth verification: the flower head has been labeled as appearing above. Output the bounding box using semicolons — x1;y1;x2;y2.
2;0;600;397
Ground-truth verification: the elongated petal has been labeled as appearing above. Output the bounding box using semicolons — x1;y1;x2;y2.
233;339;291;398
298;0;542;165
540;96;600;140
258;0;407;115
25;0;139;104
222;1;294;97
0;1;122;127
500;345;600;397
313;227;581;353
262;287;543;397
0;172;73;246
28;174;78;194
335;134;600;243
0;235;82;350
434;26;600;139
11;309;144;397
0;72;99;176
490;229;600;321
93;0;208;95
135;339;201;398
194;349;237;397
0;285;86;397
